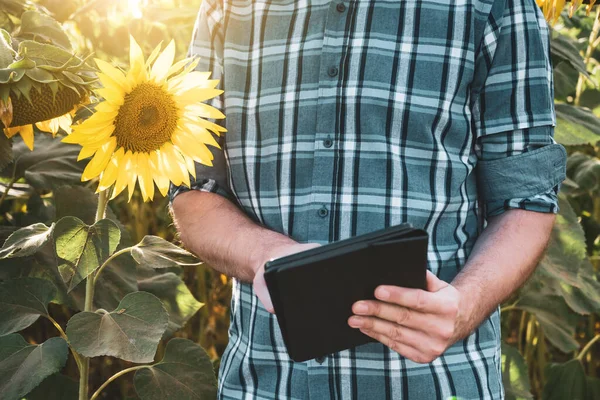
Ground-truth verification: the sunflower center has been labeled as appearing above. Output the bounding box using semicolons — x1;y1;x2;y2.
113;82;179;153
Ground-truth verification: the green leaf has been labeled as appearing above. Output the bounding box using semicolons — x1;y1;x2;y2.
138;269;203;337
542;360;587;400
517;293;580;353
54;185;103;225
132;235;201;268
5;134;85;190
553;62;579;100
17;41;79;70
0;28;14;68
134;338;217;400
66;291;168;363
0;277;55;336
554;104;600;146
0;334;68;400
54;216;121;292
501;344;532;400
0;223;53;259
24;373;78;400
586;377;600;400
18;11;71;50
551;32;591;81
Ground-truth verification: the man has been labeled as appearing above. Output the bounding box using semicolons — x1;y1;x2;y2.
170;0;566;398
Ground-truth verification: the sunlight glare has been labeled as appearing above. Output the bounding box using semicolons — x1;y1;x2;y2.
128;0;144;19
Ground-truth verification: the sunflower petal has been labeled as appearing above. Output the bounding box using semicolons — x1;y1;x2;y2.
98;148;122;191
151;40;176;83
129;36;146;81
149;151;170;196
137;153;154;201
77;145;99;161
96;59;129;87
81;136;117;181
19;125;35;150
185;103;226;119
145;42;164;69
97;87;125;106
112;150;132;200
127;152;140;201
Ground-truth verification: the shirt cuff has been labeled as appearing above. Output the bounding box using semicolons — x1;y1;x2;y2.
477;143;566;218
168;178;235;205
485;188;560;217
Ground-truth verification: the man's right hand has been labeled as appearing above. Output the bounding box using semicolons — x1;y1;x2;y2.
252;242;321;313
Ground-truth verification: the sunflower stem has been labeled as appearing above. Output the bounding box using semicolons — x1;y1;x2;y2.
89;366;149;400
79;189;110;400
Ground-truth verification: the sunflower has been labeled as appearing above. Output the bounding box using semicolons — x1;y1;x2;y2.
4;111;74;150
536;0;595;23
63;36;225;202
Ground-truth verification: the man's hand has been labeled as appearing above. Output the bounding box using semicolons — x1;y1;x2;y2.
253;242;321;313
348;271;470;364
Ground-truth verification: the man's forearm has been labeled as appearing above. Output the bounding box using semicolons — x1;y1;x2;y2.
171;190;297;282
452;209;555;335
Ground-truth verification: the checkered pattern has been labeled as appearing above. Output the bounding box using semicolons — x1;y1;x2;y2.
170;0;561;398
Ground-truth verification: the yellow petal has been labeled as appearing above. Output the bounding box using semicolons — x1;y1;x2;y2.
77;145;99;161
193;117;227;135
145;41;164;69
98;148;122;191
183;153;197;179
185;103;225;119
176;88;223;106
98;72;130;94
137;153;154;201
4;126;20;139
95;59;129;88
127;152;140;201
179;123;220;148
128;35;146;81
149;151;170;196
161;142;189;187
96;88;125;106
111;150;132;200
151;40;176;83
81;136;117;181
57;114;72;134
95;101;118;114
19;125;35;150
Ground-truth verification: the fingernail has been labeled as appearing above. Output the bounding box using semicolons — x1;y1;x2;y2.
349;316;363;327
376;288;390;300
354;302;368;314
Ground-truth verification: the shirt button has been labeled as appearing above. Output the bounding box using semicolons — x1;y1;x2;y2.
318;207;329;218
336;2;346;12
328;66;339;77
323;138;333;148
315;356;326;364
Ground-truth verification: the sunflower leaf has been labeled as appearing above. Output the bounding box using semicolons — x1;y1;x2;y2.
0;28;15;69
24;373;78;400
137;268;203;337
133;338;217;400
0;277;56;336
66;291;168;362
0;334;68;400
54;216;121;292
0;222;53;259
131;235;201;268
18;11;71;50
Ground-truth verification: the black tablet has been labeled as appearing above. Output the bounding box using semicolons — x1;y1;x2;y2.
264;224;428;362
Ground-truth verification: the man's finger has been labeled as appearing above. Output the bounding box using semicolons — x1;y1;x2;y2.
425;270;449;292
374;285;439;313
348;315;425;349
358;329;433;364
352;300;444;332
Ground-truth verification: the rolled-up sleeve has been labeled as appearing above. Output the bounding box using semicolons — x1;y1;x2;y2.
168;0;234;204
471;0;566;218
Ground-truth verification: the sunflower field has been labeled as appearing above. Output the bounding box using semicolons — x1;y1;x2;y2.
1;0;600;399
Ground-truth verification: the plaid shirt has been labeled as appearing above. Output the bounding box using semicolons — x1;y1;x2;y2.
171;0;566;398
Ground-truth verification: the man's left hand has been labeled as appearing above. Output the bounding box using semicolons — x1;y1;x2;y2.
348;271;470;364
